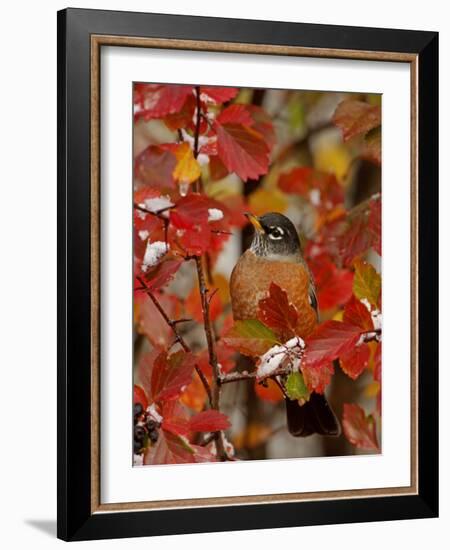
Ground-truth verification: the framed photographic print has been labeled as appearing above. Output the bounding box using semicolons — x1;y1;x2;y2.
57;8;438;541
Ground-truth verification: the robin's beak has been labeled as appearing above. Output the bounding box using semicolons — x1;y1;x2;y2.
245;212;265;234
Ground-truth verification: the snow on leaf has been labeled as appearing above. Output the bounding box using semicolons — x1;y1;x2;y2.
151;350;194;403
342;403;380;451
141;241;169;272
207;208;224;222
172;142;201;185
257;336;304;378
223;320;279;357
303;320;362;368
353;258;381;309
332;99;381;142
189;410;231;432
257;282;299;340
142;195;174;215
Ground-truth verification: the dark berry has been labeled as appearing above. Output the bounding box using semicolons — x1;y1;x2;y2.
148;429;159;444
134;425;146;441
146;419;157;432
134;403;143;419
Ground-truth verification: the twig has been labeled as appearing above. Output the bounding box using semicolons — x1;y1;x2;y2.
193;255;228;461
136;276;213;406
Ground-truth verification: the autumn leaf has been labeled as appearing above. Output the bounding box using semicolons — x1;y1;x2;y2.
340;344;370;380
134;145;177;188
160;401;190;436
151;350;194;403
139;258;182;292
303;320;362;368
134;84;193;120
189;410;231;432
308;252;353;310
342;403;380;451
223;320;279;356
285;371;310;401
278;167;344;213
364;126;382;165
145;430;196;465
215;104;271;181
255;379;284;403
133;384;148;410
172;142;201;185
332;99;381;142
257;282;299;339
135;293;179;350
200;86;239;104
170;193;211;229
353;258;381;308
368;195;382;255
343;295;374;331
301;361;334;394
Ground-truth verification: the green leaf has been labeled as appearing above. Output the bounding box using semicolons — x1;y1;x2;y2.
285;371;310;401
353;258;381;308
222;320;279;356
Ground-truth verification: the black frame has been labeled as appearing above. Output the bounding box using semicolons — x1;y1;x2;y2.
57;8;438;541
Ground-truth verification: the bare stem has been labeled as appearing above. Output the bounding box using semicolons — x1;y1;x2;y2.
193;255;228;460
136;276;213;406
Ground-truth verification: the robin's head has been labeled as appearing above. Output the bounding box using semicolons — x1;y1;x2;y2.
245;212;302;259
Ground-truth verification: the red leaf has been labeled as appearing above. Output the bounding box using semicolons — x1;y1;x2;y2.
136;349;159;400
192;444;218;463
144;430;196;465
255;379;284;403
200;86;239;104
163;94;196;131
308;252;354;310
209;155;229;181
301;362;334;394
189;410;231;432
133;385;148;410
134;145;177;188
135;292;179;350
279;167;344;212
368;195;382;256
340;344;370;380
332;100;381;142
246;105;276;149
257;282;298;339
161;401;191;436
342;403;380;451
151;350;194;403
134;84;193;120
303;320;362;368
343;296;374;331
215;111;270;181
139;258;182;292
170;193;211;229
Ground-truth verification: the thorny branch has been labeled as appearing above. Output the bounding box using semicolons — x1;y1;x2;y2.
136;276;213;407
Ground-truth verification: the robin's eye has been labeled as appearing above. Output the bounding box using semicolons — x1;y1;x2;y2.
268;226;284;240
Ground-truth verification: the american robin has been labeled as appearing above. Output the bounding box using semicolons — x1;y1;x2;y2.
230;212;340;437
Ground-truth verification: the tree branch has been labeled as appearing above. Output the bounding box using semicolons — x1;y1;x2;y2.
193;255;228;461
136;276;213;407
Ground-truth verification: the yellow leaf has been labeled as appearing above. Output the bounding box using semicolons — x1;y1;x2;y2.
248;188;288;216
364;381;380;398
353;258;381;308
314;144;352;182
172;142;201;184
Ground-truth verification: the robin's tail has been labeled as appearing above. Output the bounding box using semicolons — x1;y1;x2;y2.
285;393;341;437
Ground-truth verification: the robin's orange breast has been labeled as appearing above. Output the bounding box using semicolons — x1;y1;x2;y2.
230;250;317;338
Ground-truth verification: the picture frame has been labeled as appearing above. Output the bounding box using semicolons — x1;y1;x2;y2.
57;7;438;541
